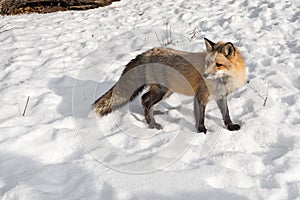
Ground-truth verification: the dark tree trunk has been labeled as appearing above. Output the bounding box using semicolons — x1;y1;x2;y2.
0;0;120;15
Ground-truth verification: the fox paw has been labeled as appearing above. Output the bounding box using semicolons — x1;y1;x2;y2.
197;125;207;134
149;122;163;130
226;123;240;131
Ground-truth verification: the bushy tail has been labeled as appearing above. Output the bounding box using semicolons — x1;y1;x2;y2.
93;52;149;116
92;84;146;116
92;86;114;116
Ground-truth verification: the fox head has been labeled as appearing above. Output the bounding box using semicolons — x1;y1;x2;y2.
202;38;246;82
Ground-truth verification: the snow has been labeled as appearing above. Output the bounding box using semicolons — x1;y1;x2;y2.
1;0;300;199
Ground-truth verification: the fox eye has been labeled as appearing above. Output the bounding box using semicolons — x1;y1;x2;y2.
216;63;223;68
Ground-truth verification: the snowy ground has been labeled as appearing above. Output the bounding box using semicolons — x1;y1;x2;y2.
1;0;300;199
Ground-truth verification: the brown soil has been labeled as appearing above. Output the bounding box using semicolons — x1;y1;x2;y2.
1;0;120;15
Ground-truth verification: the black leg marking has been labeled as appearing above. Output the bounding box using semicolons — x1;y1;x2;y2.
194;97;207;134
216;97;240;131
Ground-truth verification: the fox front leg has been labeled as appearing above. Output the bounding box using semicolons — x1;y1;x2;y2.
194;97;207;134
215;96;240;131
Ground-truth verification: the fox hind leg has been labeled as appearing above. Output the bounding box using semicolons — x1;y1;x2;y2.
141;84;169;130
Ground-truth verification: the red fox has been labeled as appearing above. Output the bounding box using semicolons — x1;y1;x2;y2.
93;38;246;133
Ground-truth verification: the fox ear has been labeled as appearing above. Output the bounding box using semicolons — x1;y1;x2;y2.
204;38;215;52
222;42;235;58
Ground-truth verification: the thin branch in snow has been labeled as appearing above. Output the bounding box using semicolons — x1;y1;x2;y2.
165;22;172;46
249;81;269;107
263;81;269;107
188;28;201;41
155;32;163;47
22;96;30;116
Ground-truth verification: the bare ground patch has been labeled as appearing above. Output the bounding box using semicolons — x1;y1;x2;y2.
0;0;120;15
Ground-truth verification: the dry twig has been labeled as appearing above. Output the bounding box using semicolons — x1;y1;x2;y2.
22;96;30;116
249;81;269;106
155;32;163;47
